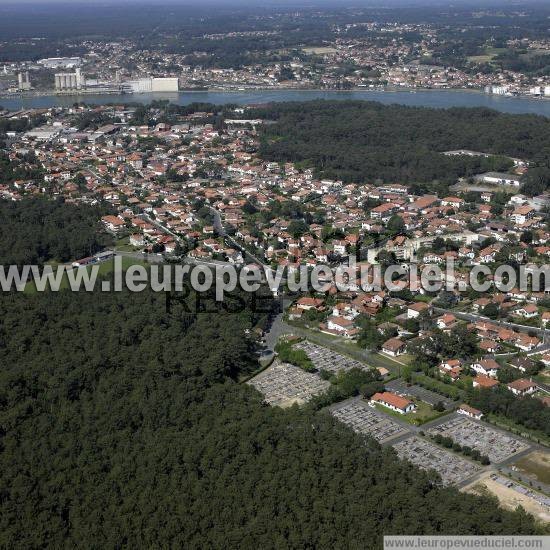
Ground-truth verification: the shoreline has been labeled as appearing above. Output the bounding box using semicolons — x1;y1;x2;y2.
2;86;549;101
2;87;550;118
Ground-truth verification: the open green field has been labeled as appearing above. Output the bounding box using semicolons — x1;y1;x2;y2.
468;47;507;64
113;235;136;252
373;399;449;426
24;257;149;294
408;400;451;425
513;451;550;485
302;46;337;54
487;413;550;448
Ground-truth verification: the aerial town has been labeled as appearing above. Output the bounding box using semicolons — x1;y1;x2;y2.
1;18;550;98
3;0;550;544
1;96;550;526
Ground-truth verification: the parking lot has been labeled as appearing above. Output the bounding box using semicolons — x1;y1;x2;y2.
248;360;330;407
393;436;481;485
492;474;550;509
385;379;454;409
295;341;371;374
330;400;410;443
427;417;530;463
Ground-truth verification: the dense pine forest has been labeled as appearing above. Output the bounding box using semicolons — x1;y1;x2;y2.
0;199;542;546
0;288;541;547
0;198;110;266
254;101;550;194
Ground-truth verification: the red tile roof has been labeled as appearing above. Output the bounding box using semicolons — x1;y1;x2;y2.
371;391;412;411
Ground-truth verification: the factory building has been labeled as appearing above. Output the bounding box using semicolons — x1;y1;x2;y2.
17;72;32;91
55;68;85;91
124;77;179;93
151;77;179;92
39;57;82;69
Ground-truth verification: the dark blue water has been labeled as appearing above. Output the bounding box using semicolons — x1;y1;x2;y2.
2;89;550;116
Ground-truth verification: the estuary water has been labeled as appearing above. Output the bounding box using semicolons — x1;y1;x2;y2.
2;88;550;117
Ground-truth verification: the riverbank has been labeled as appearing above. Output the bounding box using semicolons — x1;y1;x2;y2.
4;85;550;98
2;88;550;117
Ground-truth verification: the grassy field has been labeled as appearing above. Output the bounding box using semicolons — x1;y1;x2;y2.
373;399;448;426
302;46;337;54
513;451;550;485
534;368;550;383
409;400;452;425
113;236;136;252
487;413;550;448
364;352;407;376
24;257;149;294
282;322;395;372
467;47;507;64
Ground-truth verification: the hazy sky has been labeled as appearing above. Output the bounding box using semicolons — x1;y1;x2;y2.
0;0;544;4
0;0;547;10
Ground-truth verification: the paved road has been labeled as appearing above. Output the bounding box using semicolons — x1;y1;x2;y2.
263;299;292;352
141;213;182;242
433;306;549;339
500;466;550;496
206;205;276;276
207;205;225;237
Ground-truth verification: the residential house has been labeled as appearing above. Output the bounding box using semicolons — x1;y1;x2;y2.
478;340;499;354
438;359;462;381
370;391;415;414
507;378;537;397
513;304;539;318
296;297;325;311
325;316;358;339
510;205;535;225
441;196;464;209
129;233;145;247
436;313;457;332
473;375;499;389
508;356;535;374
457;404;483;420
471;358;501;378
515;333;540;352
101;215;125;233
407;302;431;319
382;337;406;357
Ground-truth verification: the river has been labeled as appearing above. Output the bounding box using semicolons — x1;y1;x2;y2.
2;88;550;116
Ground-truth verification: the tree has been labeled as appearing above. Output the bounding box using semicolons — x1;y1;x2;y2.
73;172;87;190
0;197;111;266
520;230;533;244
287;219;308;238
376;250;397;267
432;237;445;253
242;200;258;215
497;366;520;384
522;166;550;196
256;100;550;186
386;214;405;237
481;302;500;319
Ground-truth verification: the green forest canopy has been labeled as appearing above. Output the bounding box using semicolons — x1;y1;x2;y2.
0;198;543;547
253;101;550;192
0;197;110;266
0;287;541;547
